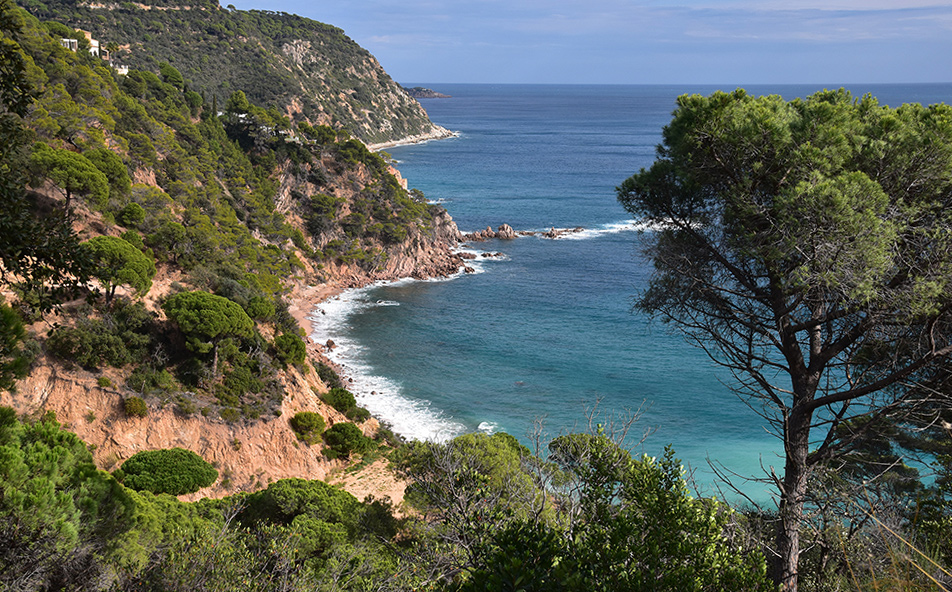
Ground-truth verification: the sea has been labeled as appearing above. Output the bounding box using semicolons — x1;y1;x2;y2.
308;83;952;502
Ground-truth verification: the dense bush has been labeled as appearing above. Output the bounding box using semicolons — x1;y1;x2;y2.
317;362;343;389
123;396;149;417
126;367;176;395
47;302;155;369
118;202;146;227
322;387;356;413
322;422;373;459
117;447;218;495
289;411;325;445
273;332;306;367
321;386;370;422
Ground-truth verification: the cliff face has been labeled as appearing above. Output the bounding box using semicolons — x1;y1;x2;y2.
275;151;466;289
19;0;452;145
3;348;355;501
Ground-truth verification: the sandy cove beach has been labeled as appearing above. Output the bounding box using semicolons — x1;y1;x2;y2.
286;280;410;511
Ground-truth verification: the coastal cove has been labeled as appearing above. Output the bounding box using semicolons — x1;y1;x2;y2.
309;83;952;501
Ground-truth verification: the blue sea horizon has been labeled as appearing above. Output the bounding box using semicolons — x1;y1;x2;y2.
309;82;952;504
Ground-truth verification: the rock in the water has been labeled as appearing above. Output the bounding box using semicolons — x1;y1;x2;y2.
497;224;516;239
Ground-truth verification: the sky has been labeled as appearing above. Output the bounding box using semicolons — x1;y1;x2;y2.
227;0;952;85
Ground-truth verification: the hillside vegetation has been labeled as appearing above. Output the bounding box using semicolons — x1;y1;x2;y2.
0;1;461;457
3;2;951;592
18;0;450;144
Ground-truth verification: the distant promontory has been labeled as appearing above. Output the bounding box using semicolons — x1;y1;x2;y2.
403;86;452;99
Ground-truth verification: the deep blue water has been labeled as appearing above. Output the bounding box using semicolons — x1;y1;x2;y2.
309;83;952;501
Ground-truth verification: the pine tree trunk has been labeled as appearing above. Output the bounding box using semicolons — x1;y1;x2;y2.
775;414;811;592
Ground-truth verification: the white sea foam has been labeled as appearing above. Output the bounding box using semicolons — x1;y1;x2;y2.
477;421;499;434
307;283;467;442
549;219;652;240
453;246;509;276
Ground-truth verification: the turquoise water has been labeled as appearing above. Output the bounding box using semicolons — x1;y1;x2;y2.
309;83;952;501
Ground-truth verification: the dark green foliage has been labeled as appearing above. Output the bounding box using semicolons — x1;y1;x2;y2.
0;409;136;589
400;432;773;592
617;88;952;588
322;421;373;459
289;411;325;445
118;447;218;495
158;61;184;90
126;366;175;395
244;295;275;320
215;363;263;405
273;332;305;367
243;477;360;531
20;0;441;144
321;386;370;422
29;142;109;209
0;4;90;317
322;386;356;413
238;477;405;577
162;290;254;370
219;407;240;422
317;361;343;390
0;300;29;391
306;193;342;236
120;229;145;249
83;146;131;197
83;235;156;302
335;139;382;170
117;201;146;227
46;300;155;369
123;396;148;417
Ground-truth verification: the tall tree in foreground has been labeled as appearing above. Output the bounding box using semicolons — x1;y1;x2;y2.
617;89;952;592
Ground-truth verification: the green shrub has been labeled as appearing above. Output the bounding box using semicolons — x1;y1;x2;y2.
46;302;155;369
317;362;343;390
120;229;145;250
118;202;146;227
289;411;325;445
345;406;371;422
321;386;371;422
123;396;148;417
273;333;306;367
48;321;135;369
127;366;176;394
322;387;356;413
374;421;404;448
118;447;218;495
220;407;240;422
322;422;373;459
245;296;275;320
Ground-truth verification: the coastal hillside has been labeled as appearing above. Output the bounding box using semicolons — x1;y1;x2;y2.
0;2;463;499
17;0;452;145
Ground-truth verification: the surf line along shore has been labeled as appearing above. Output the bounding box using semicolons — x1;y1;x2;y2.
287;218;617;447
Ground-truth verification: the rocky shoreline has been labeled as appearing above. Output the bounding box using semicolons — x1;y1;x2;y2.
463;223;587;241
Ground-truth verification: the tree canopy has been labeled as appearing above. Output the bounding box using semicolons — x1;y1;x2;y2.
117;447;218;495
29;142;109;210
162;290;255;372
617;88;952;591
83;235;156;303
